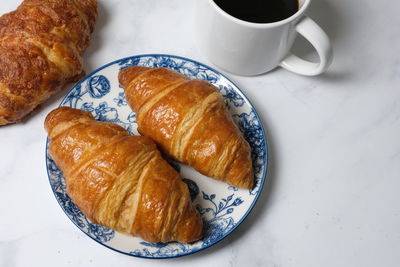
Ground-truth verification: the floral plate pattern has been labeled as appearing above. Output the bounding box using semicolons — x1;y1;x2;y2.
45;54;268;259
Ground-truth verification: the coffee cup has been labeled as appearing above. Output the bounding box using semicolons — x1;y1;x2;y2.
195;0;333;76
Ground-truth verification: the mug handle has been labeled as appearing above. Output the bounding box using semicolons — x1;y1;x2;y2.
279;16;333;76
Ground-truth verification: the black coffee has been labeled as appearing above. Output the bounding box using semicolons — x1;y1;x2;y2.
214;0;299;23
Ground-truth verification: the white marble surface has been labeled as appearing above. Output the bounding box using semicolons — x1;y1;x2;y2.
1;0;400;266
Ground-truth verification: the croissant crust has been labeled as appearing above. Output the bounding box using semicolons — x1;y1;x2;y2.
0;0;98;125
45;107;203;243
119;66;254;189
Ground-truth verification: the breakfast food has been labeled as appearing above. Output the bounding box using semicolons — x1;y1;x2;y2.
0;0;98;125
119;66;254;189
45;107;203;243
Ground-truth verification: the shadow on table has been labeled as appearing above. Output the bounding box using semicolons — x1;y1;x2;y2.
84;1;110;72
291;0;352;82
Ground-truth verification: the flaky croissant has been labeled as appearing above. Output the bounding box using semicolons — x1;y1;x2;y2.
119;66;254;189
0;0;98;125
45;107;203;243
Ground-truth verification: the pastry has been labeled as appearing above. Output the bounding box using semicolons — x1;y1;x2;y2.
119;66;254;189
45;107;203;243
0;0;98;125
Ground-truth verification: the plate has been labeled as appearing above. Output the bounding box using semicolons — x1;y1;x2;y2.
45;54;268;258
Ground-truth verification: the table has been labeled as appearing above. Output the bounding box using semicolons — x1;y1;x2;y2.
1;0;399;266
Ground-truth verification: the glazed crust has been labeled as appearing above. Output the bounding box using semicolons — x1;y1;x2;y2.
45;107;203;243
0;0;98;125
119;67;254;189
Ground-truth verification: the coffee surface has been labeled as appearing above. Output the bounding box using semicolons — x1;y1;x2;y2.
214;0;299;23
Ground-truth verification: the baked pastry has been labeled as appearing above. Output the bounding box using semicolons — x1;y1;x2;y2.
0;0;98;125
119;66;254;189
45;107;203;243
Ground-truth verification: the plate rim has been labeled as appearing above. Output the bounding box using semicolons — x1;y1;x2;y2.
45;53;269;259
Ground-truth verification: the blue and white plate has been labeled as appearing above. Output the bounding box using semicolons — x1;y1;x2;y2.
45;54;268;259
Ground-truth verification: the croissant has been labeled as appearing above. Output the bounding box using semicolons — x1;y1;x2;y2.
45;107;203;243
0;0;98;125
119;66;254;189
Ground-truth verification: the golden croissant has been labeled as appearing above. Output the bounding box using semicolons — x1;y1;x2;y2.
0;0;98;125
45;107;203;243
119;66;254;189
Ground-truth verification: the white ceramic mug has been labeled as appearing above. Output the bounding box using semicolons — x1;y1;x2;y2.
195;0;333;76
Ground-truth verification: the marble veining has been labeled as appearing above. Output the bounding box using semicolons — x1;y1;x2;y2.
1;0;400;266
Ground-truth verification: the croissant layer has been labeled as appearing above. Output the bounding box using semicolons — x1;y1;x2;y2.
0;0;98;125
45;107;203;243
119;66;254;189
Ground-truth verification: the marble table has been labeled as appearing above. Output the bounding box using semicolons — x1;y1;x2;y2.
1;0;399;266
